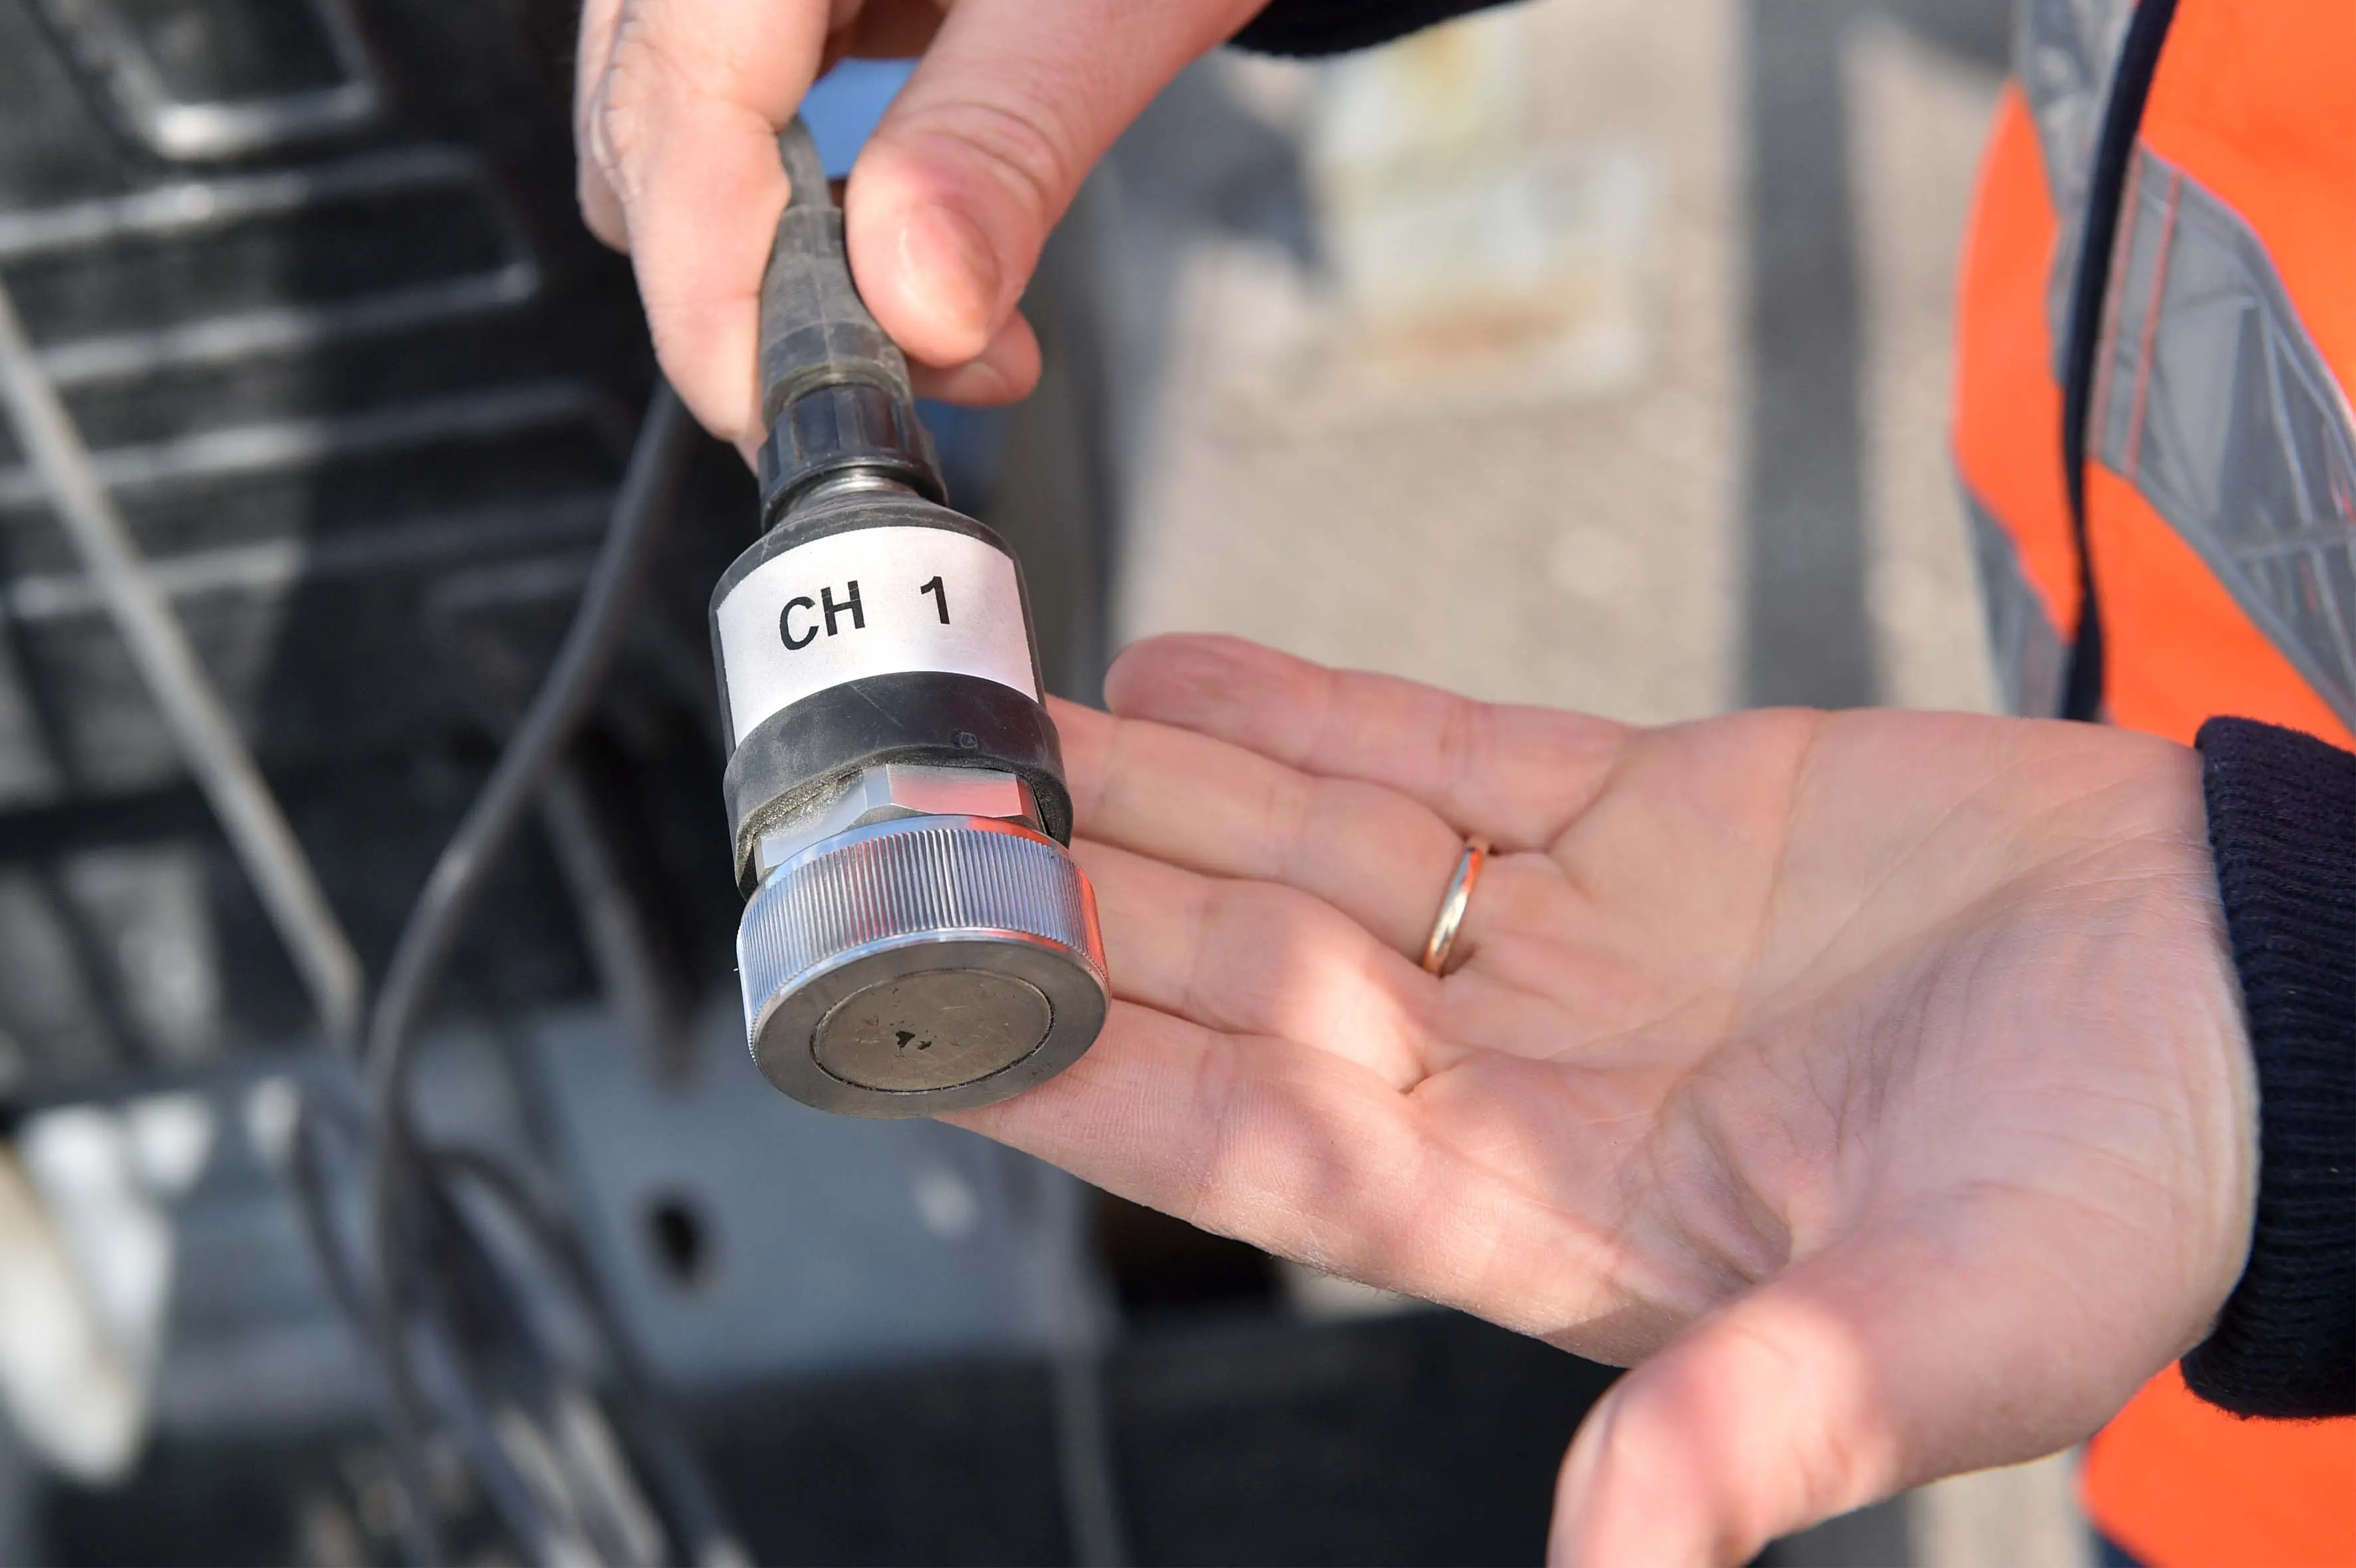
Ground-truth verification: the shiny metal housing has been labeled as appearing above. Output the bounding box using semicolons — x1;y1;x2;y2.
737;813;1107;1116
754;762;1037;874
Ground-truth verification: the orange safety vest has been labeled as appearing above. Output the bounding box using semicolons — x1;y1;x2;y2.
1952;1;2355;1565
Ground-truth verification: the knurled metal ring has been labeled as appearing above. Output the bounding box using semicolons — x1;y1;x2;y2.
736;813;1107;1116
1420;837;1488;976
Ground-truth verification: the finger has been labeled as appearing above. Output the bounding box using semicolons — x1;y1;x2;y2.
1105;635;1632;852
577;0;832;443
949;1000;1658;1335
827;3;946;64
1546;1202;2196;1567
1081;760;1703;1080
1078;836;1432;1089
845;0;1263;368
1047;696;1468;960
908;309;1041;404
573;0;628;251
1053;694;1722;1029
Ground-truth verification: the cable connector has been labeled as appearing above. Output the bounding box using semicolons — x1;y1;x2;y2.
753;122;943;528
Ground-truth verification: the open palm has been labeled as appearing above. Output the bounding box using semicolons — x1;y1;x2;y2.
958;634;2254;1565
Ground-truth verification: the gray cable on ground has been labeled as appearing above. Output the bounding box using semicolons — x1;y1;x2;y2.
0;277;365;1047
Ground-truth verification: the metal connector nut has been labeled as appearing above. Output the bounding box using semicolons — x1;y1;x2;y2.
755;763;1037;875
737;813;1107;1116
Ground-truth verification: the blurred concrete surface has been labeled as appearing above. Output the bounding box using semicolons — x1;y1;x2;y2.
1105;0;2003;723
1109;0;1742;724
1093;1;2082;1565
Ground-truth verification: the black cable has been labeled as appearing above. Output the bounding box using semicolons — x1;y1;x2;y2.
360;380;702;1565
366;380;692;1087
2055;0;2179;721
9;227;710;1561
399;1158;575;1565
288;1091;445;1568
295;1085;585;1565
297;1093;566;1565
8;123;717;1564
428;1144;738;1565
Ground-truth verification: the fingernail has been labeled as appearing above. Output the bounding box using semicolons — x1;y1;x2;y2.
896;204;1001;355
946;357;1014;403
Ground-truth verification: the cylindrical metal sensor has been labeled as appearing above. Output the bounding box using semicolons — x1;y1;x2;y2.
711;122;1107;1116
739;815;1105;1115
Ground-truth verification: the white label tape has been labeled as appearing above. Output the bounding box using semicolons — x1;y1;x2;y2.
714;525;1037;746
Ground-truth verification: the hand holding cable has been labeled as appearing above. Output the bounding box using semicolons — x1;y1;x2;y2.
573;0;1265;447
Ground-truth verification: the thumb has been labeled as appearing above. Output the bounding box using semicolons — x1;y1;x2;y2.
1546;1212;2192;1567
845;0;1263;369
575;0;829;443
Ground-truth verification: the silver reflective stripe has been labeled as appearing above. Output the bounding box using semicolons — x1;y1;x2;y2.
1962;482;2068;719
2014;0;2135;369
2085;146;2356;732
2016;0;2134;221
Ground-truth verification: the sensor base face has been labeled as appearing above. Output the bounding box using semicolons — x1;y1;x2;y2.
814;967;1053;1092
737;815;1107;1117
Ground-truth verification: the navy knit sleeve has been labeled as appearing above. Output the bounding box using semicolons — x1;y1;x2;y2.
2180;718;2355;1420
1230;0;1517;56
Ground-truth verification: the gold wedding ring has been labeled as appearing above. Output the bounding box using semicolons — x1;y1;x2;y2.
1420;837;1488;976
